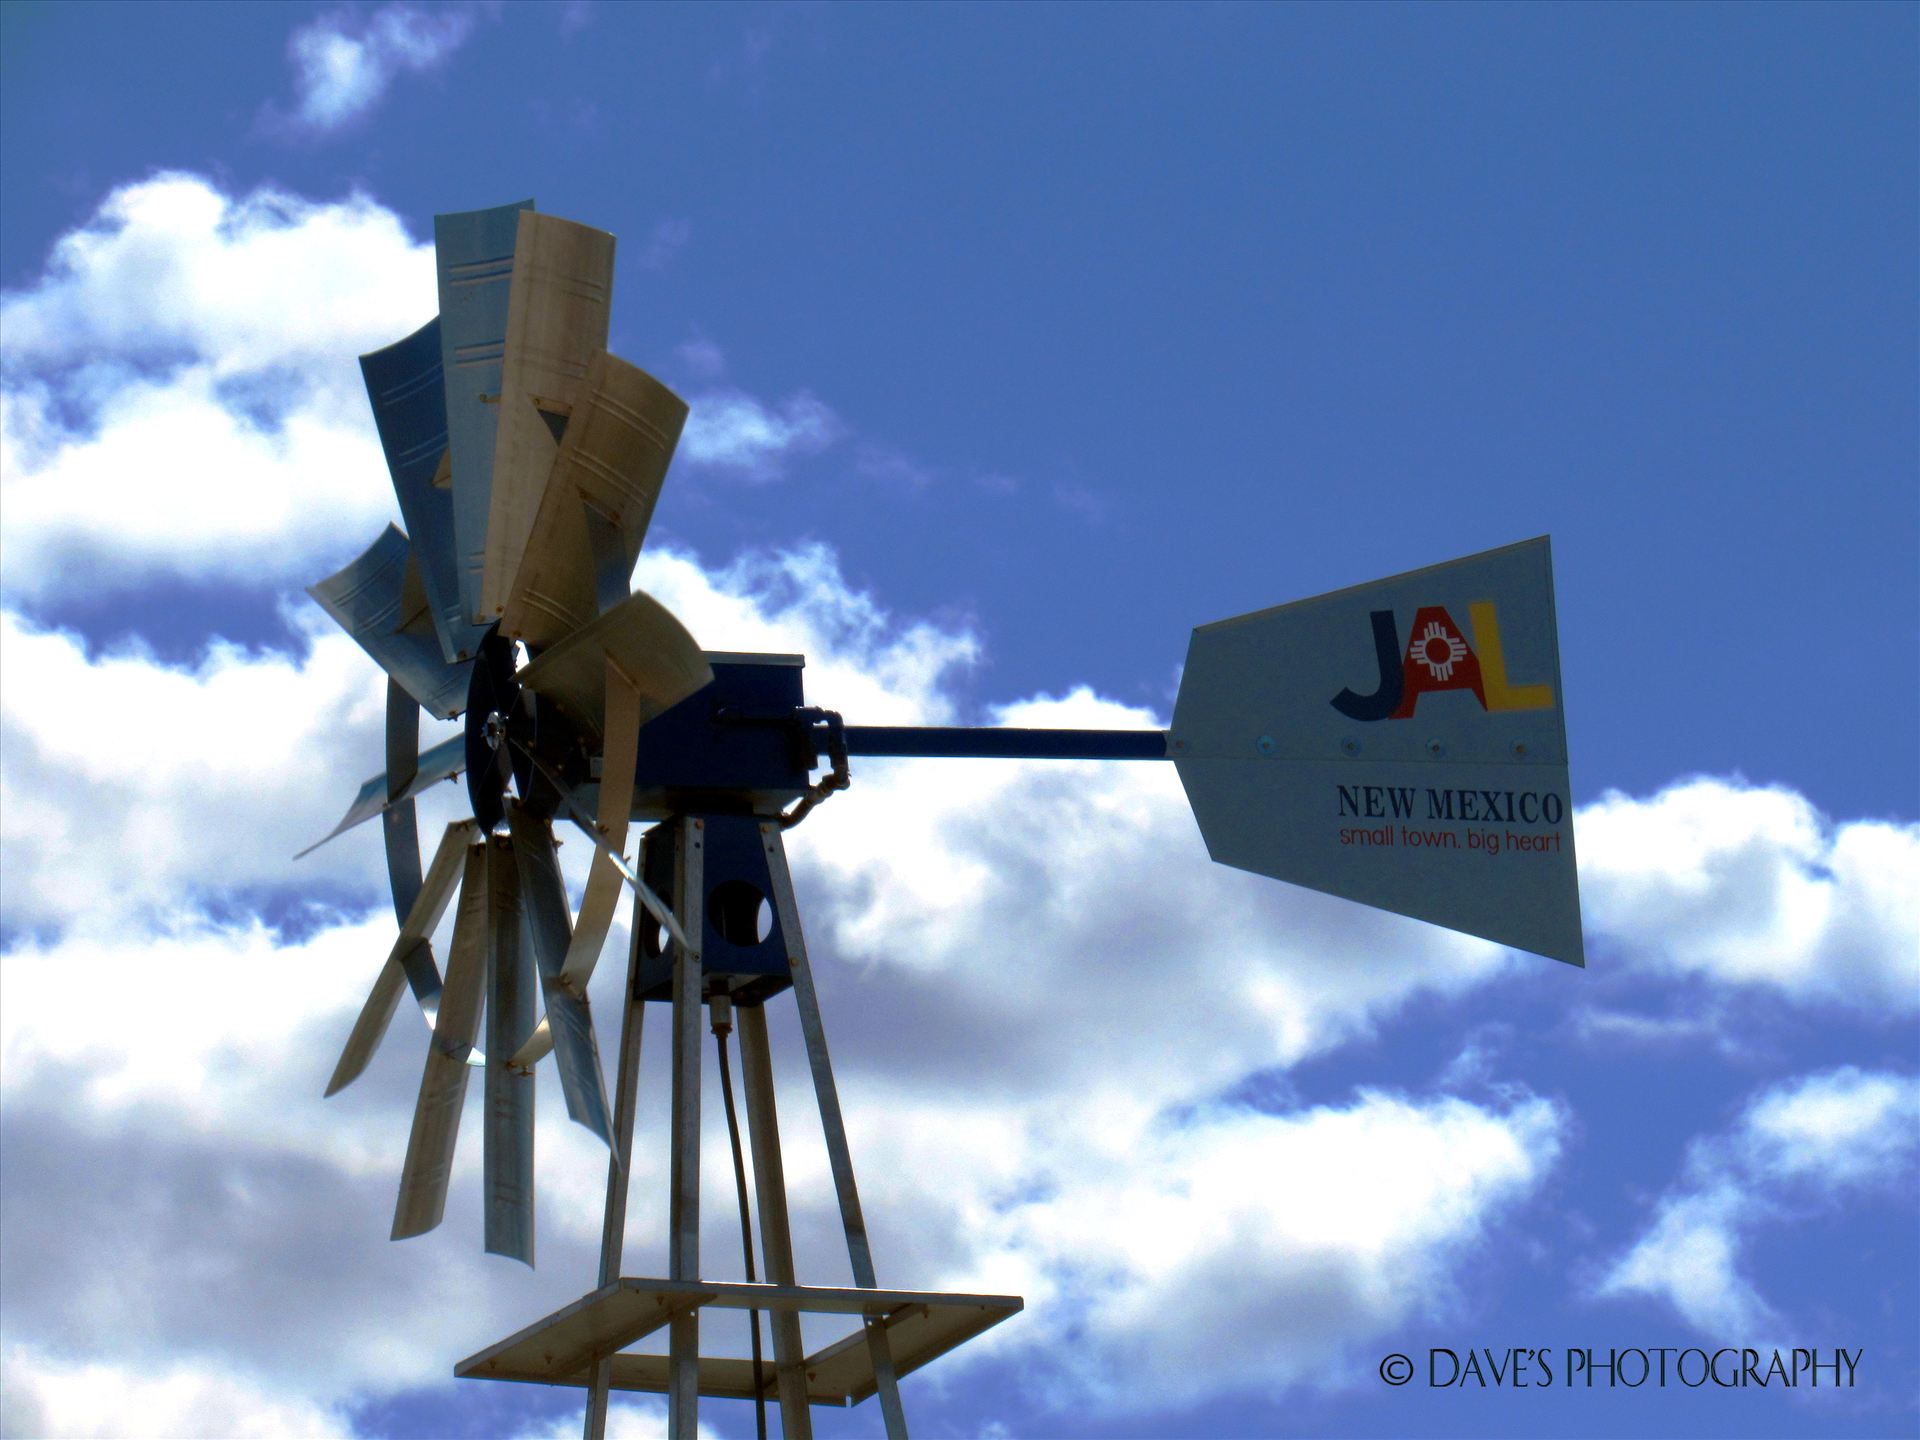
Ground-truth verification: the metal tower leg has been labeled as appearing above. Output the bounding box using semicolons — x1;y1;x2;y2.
667;817;706;1436
736;1002;814;1436
584;891;651;1440
761;823;908;1439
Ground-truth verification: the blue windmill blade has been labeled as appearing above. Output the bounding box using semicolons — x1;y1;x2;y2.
308;526;473;720
361;317;489;665
506;801;614;1147
295;734;466;859
435;199;534;628
482;832;537;1266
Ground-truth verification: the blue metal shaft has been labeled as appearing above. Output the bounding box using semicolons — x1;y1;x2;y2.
840;726;1168;760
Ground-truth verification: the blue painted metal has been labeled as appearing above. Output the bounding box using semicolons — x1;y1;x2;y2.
436;199;534;628
307;525;473;719
635;814;793;1005
840;726;1169;760
361;317;488;663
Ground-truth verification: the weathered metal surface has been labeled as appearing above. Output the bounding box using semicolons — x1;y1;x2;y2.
307;526;473;719
667;816;706;1429
556;657;643;997
393;843;491;1240
517;588;712;751
454;1278;1023;1405
586;905;649;1439
361;316;487;662
484;835;536;1265
762;823;908;1436
325;821;477;1097
436;200;534;626
738;1003;814;1427
483;212;616;622
1170;537;1583;966
296;735;466;858
501;351;688;651
505;803;614;1144
383;679;424;927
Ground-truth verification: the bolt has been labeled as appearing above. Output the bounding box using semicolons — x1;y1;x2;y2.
1257;735;1276;755
1341;738;1359;756
1427;739;1444;757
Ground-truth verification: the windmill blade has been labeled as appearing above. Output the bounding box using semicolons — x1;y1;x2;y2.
383;678;424;925
500;350;688;652
308;526;473;720
437;199;535;627
393;841;491;1241
516;588;712;750
297;734;466;858
559;656;643;994
481;212;617;624
483;834;537;1264
505;802;614;1145
361;316;488;664
325;820;479;1097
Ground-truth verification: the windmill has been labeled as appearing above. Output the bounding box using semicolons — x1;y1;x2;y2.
304;200;1582;1439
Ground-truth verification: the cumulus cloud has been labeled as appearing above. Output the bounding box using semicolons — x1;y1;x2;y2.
6;174;1917;1434
281;4;479;134
1577;778;1919;1012
0;1346;351;1440
678;388;842;479
986;1092;1565;1405
1599;1067;1920;1337
1;173;429;601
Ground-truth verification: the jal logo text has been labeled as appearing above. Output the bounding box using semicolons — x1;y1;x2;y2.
1332;603;1553;722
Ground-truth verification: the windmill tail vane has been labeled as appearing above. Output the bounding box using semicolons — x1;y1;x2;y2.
299;199;1581;1434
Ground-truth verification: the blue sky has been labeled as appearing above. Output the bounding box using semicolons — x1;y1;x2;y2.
0;5;1914;1440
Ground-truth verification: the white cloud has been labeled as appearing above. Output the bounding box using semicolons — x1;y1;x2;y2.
984;1092;1565;1405
678;388;842;479
283;4;479;134
1;173;429;600
635;218;692;271
0;1346;351;1440
7;176;1918;1433
1578;778;1920;1011
1599;1067;1920;1338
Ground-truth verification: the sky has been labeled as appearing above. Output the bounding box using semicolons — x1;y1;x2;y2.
0;4;1914;1440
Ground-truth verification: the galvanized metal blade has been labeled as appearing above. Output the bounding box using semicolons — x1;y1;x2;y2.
499;350;689;651
361;316;488;664
555;656;647;994
307;525;473;719
481;212;615;624
296;735;466;859
515;589;711;752
482;835;536;1265
326;820;478;1097
383;679;424;925
504;802;614;1146
393;841;491;1241
437;199;534;628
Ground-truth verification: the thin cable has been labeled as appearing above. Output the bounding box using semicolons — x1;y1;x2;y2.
715;1019;768;1439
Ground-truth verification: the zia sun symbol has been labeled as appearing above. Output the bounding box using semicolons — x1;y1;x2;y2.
1412;620;1467;682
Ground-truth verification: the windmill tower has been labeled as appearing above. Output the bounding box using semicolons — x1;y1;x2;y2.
304;200;1583;1438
